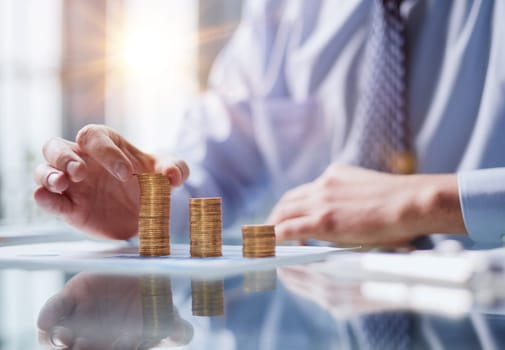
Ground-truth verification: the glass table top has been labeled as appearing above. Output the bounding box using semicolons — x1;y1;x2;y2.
0;233;504;349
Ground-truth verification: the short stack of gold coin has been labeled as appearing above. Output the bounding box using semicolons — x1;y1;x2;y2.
137;173;171;256
191;279;224;316
189;197;222;257
242;225;276;258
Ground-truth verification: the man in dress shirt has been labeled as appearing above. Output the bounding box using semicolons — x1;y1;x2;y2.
33;0;505;246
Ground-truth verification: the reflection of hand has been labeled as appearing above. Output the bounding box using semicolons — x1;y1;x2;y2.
279;266;394;319
33;125;189;240
269;164;464;247
38;273;193;349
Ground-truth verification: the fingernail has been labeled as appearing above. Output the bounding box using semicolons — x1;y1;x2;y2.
47;173;59;188
114;162;130;181
50;326;73;348
167;173;175;185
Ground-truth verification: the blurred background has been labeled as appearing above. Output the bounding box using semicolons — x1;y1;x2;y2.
0;1;243;348
0;0;243;227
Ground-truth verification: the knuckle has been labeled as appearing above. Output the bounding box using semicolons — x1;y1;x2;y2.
316;210;338;233
55;153;73;168
280;224;294;238
281;189;296;201
178;160;190;179
81;134;107;154
76;124;101;146
330;162;344;170
41;137;60;157
268;209;282;223
317;174;338;189
275;206;287;220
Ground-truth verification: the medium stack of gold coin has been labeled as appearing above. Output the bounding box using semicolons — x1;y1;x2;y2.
189;197;222;257
138;173;171;256
243;269;277;293
191;279;224;317
242;225;276;258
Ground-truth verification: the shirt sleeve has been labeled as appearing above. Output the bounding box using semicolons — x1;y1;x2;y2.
458;168;505;243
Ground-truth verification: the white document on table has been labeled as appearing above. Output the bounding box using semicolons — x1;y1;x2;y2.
0;240;351;279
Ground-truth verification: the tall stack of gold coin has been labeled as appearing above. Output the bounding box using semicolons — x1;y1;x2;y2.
189;197;222;257
138;173;171;256
242;225;276;258
191;279;224;316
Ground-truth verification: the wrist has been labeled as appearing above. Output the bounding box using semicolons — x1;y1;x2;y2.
400;174;466;238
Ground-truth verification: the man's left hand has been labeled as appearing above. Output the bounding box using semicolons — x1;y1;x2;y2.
268;164;465;247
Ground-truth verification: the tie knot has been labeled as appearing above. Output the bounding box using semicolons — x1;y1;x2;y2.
383;0;403;8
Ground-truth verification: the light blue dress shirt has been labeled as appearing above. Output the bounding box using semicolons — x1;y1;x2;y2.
171;0;505;244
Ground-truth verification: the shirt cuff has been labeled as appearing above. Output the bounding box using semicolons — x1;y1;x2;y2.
458;168;505;243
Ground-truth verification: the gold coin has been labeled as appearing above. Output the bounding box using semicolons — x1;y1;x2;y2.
188;197;223;258
191;279;224;316
241;224;276;258
189;197;221;203
137;173;171;257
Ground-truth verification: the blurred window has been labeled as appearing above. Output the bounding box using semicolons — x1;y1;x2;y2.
0;2;241;345
0;0;241;226
0;0;63;224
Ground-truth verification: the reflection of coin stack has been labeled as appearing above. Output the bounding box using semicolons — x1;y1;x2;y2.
137;174;171;256
243;269;277;293
140;275;194;349
140;275;175;341
189;198;222;257
191;279;224;317
242;225;276;258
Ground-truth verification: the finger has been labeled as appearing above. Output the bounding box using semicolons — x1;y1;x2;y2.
33;186;73;216
279;183;314;202
73;336;94;350
267;184;315;224
275;216;319;241
76;125;134;182
34;164;70;193
42;137;87;182
38;327;75;350
112;335;142;350
37;292;76;331
267;200;311;225
155;158;190;187
49;326;75;349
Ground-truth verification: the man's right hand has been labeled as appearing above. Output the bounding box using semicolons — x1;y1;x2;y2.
33;124;189;240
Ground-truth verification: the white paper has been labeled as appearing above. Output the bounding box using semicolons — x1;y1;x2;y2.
0;240;349;279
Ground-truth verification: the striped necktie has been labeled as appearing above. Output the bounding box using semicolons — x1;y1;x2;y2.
352;2;414;349
357;311;412;350
349;0;415;174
